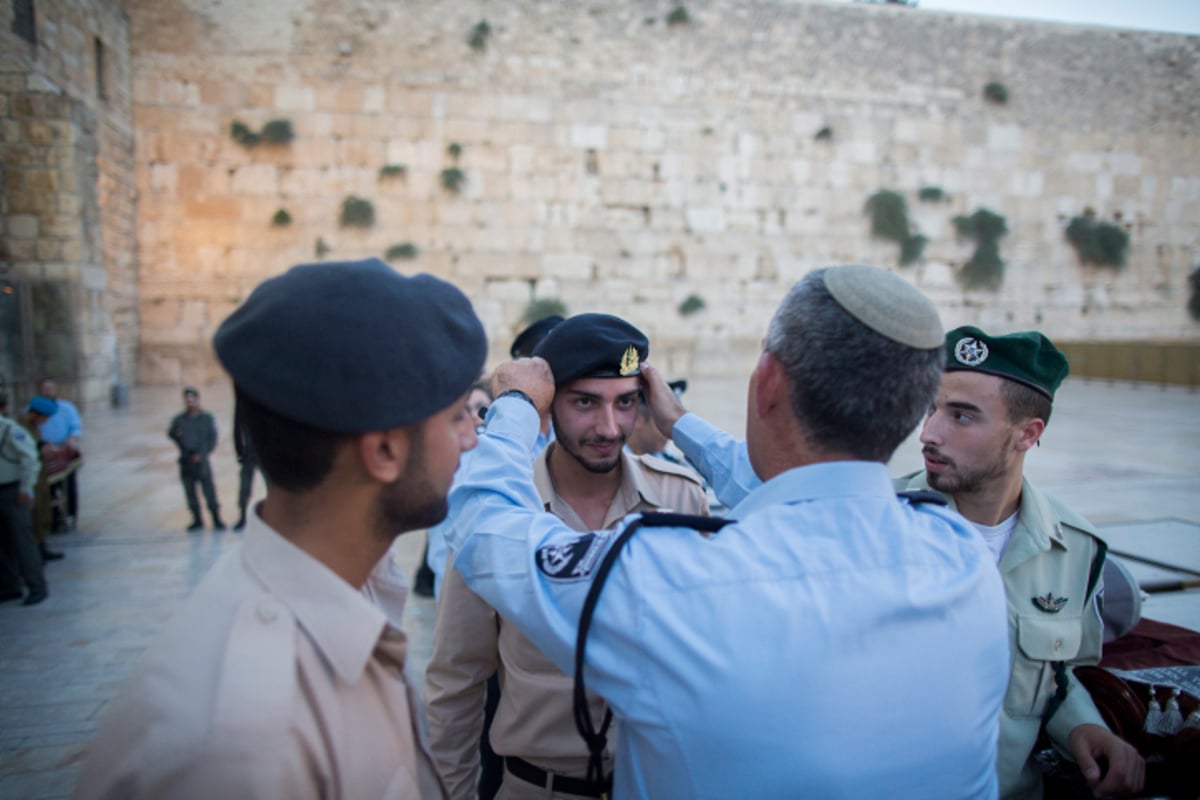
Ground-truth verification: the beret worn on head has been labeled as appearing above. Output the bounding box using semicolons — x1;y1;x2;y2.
213;258;487;433
510;315;564;359
823;265;944;350
945;325;1069;400
532;313;649;387
29;396;58;416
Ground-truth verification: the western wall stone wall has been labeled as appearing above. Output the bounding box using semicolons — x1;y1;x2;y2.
0;0;137;410
127;0;1200;386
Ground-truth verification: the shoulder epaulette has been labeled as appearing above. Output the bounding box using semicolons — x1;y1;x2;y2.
1045;494;1100;538
635;453;704;485
212;594;298;734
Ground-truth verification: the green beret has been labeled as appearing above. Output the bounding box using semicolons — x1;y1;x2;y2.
945;325;1069;400
214;258;487;432
533;313;648;387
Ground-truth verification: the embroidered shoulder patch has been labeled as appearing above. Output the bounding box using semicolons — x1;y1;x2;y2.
536;532;611;582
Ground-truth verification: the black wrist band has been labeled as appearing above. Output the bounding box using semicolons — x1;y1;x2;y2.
497;389;537;410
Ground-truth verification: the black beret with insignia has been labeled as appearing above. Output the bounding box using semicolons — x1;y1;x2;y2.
532;313;649;387
213;258;487;433
945;325;1069;400
510;315;564;359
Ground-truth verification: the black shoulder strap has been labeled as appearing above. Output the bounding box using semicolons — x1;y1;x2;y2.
896;489;948;506
573;512;733;792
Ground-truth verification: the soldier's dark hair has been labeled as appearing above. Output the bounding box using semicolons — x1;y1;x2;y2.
764;269;945;462
1000;379;1053;427
234;387;350;491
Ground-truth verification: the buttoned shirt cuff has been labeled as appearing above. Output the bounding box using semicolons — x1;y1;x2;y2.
483;394;542;453
1044;672;1110;746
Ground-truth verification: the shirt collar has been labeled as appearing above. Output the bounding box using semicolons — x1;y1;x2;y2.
242;508;402;686
730;460;895;519
534;444;661;529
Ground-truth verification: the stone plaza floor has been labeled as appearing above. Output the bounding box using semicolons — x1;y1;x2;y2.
0;378;1197;797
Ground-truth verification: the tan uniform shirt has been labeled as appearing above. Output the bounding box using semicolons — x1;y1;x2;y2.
896;472;1108;800
75;510;446;800
426;446;708;798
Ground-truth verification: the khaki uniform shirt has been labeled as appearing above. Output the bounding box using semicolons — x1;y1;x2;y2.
426;446;708;798
896;472;1108;800
76;510;446;800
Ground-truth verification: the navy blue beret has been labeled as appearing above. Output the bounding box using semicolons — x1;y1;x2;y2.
532;313;649;387
510;315;564;359
214;258;487;433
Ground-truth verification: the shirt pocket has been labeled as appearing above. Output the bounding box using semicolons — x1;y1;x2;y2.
1005;613;1083;718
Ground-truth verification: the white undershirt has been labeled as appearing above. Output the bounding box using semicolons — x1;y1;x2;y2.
973;511;1019;564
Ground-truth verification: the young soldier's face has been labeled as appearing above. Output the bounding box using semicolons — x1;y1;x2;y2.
919;371;1021;495
551;376;639;474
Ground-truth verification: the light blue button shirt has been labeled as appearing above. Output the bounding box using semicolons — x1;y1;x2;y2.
38;399;82;445
446;396;1009;799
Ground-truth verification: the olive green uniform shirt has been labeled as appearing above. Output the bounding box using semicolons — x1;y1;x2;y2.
896;472;1109;800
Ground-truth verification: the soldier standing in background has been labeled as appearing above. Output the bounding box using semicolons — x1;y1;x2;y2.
232;400;259;532
168;387;225;532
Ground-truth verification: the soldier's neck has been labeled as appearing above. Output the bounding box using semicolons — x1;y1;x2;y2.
954;471;1024;528
259;486;391;589
547;444;622;530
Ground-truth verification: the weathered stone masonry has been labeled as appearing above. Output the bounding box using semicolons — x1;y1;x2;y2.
1;0;137;409
4;1;1199;403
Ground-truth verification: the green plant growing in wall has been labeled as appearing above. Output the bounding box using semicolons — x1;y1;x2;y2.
983;81;1009;104
521;298;568;326
261;119;295;144
469;20;491;51
1064;213;1130;270
441;167;467;194
865;190;909;242
918;186;946;203
678;294;706;317
900;234;928;266
864;189;926;267
1189;266;1200;322
667;5;690;25
315;237;330;258
814;126;833;143
385;243;420;261
953;208;1009;290
271;209;292;227
230;120;260;147
379;164;407;179
340;196;375;228
448;142;464;160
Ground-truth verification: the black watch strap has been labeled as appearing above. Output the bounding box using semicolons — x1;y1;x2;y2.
497;389;536;410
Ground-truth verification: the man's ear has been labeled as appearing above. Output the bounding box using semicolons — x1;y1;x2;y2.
1012;416;1046;454
356;427;412;483
753;351;785;421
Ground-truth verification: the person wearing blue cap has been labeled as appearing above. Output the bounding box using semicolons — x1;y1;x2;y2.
896;326;1144;799
77;258;488;799
439;267;1010;798
426;313;708;799
0;391;50;606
